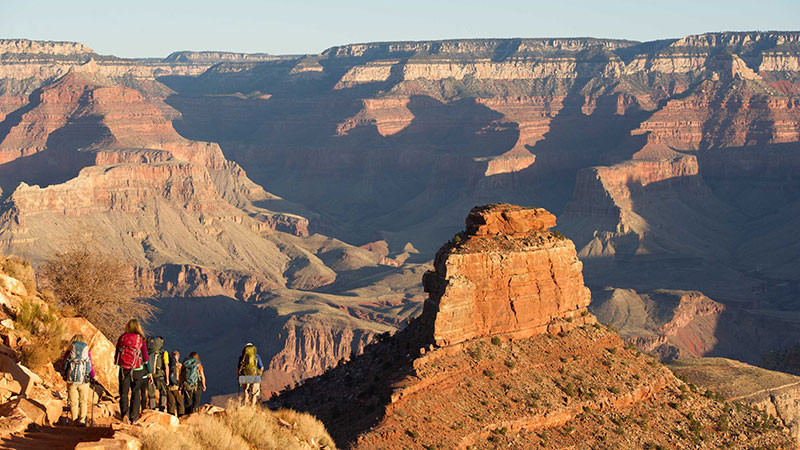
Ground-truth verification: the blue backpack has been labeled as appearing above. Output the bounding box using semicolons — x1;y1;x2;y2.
65;341;91;384
183;358;200;386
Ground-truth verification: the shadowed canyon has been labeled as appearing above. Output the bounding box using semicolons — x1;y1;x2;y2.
1;32;800;412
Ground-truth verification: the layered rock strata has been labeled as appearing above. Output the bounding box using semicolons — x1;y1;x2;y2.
420;204;593;346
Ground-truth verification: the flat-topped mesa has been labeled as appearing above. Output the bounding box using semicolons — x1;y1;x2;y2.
420;204;595;347
0;39;94;56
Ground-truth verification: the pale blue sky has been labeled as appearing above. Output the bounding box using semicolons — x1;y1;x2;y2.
3;0;798;58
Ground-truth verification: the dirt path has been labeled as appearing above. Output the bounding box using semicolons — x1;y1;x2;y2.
0;424;115;450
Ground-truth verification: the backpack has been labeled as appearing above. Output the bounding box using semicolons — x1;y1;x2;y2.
240;345;259;376
169;358;181;386
149;337;166;378
183;358;200;386
117;333;143;370
65;341;90;384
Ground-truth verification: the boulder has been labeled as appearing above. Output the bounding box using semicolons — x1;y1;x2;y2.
26;385;63;424
0;398;46;434
0;400;35;437
0;274;27;299
465;203;556;237
138;409;179;430
0;354;37;396
75;432;142;450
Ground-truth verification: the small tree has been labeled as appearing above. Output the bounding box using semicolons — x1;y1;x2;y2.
39;246;153;337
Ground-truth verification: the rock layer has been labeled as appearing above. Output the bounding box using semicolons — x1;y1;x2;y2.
420;204;593;346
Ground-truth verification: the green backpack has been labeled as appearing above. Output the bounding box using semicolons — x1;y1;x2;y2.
149;337;166;378
240;345;258;376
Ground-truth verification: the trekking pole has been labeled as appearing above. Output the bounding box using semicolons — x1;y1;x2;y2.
90;384;96;427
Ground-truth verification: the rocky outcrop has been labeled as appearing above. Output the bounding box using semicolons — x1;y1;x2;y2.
419;204;593;346
143;264;280;301
0;70;226;168
590;288;727;359
263;316;377;395
275;205;792;448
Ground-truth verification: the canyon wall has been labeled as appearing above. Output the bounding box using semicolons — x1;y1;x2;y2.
1;31;800;399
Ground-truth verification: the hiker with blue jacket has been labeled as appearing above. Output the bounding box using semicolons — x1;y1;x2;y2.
62;333;96;426
181;352;206;414
237;343;264;406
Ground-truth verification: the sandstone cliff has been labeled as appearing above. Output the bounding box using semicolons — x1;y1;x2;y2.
419;204;593;346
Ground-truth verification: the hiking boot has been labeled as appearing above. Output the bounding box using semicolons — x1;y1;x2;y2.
76;421;87;427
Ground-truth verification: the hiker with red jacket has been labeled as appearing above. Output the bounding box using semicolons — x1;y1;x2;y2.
114;319;152;424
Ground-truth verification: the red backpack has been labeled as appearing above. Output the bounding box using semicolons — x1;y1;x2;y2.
116;333;143;370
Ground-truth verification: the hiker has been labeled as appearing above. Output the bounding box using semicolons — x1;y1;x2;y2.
181;352;206;414
237;343;264;406
166;350;184;416
146;336;169;411
139;337;154;412
115;319;152;424
62;334;96;426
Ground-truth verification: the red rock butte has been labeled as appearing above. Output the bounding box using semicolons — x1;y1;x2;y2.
420;203;595;347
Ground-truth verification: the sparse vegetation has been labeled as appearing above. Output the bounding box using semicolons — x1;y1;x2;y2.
2;256;37;294
39;246;154;337
140;403;335;450
491;336;501;346
467;345;482;360
14;298;65;369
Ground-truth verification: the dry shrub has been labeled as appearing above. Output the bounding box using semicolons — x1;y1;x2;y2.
188;413;250;450
39;246;153;337
1;256;37;294
140;404;336;450
221;401;278;448
140;427;199;450
274;408;337;449
15;299;66;369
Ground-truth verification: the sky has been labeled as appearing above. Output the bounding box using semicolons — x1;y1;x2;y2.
2;0;799;58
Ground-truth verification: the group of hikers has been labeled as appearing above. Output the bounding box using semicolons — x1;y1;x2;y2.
60;319;265;426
